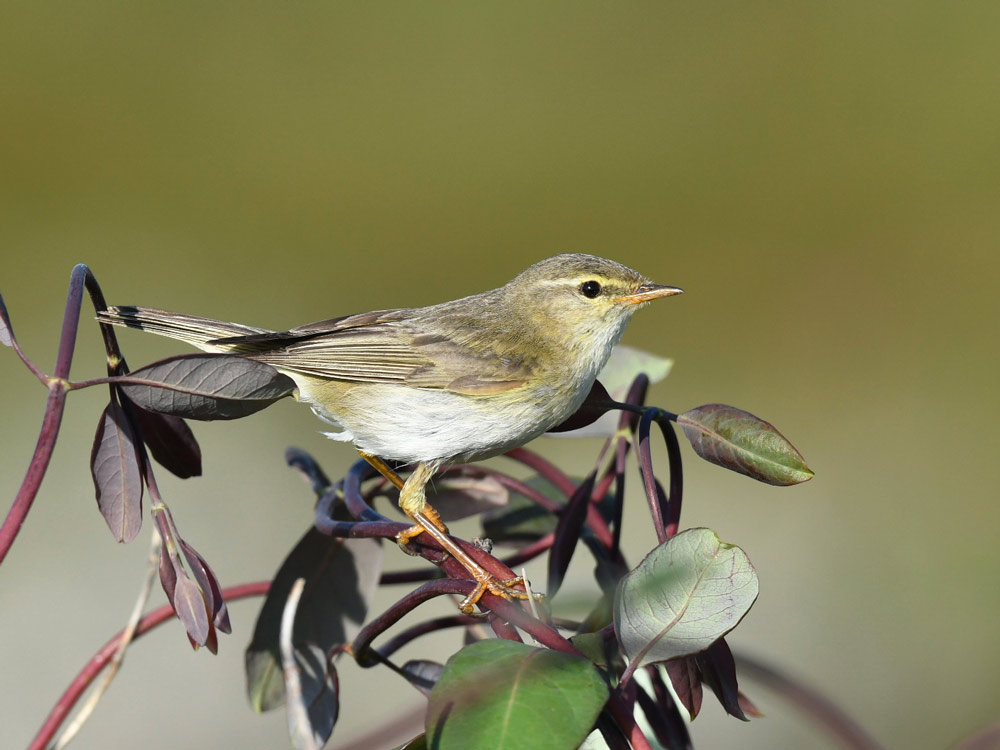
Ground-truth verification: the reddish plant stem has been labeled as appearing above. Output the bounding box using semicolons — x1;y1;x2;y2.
0;384;68;565
29;581;270;750
504;447;576;496
352;579;479;665
0;264;98;565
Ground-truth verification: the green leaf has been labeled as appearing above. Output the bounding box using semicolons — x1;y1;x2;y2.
614;528;758;669
426;640;609;750
677;404;813;485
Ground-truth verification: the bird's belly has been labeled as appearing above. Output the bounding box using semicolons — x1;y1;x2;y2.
293;377;584;464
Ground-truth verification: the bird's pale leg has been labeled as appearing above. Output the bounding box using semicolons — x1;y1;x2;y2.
358;452;532;614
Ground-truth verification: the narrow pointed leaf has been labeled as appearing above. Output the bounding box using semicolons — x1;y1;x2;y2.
246;530;382;712
173;575;212;647
427;639;609;750
664;658;703;719
90;399;144;542
181;540;231;633
0;292;13;347
696;638;748;720
677;404;813;485
130;402;202;478
548;472;596;595
614;528;758;668
118;354;296;420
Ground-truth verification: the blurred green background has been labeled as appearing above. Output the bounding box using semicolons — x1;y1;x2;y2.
2;3;998;749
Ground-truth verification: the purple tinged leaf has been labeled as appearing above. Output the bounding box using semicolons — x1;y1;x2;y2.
180;540;231;633
0;292;13;347
664;658;703;720
677;404;813;486
130;402;202;478
173;575;212;648
118;353;296;420
696;638;748;721
90;399;144;543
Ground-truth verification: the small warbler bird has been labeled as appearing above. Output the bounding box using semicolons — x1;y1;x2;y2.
98;253;681;611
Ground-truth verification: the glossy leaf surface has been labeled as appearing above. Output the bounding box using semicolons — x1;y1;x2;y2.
677;404;813;485
426;639;608;750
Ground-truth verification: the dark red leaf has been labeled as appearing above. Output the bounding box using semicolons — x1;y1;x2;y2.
181;540;231;633
664;657;703;720
547;380;614;433
118;353;296;420
696;638;748;721
173;575;212;647
130;402;202;478
547;472;596;596
90;399;144;542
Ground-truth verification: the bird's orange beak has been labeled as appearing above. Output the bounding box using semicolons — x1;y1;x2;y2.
618;283;684;305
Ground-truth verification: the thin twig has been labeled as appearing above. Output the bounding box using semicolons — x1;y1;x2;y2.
51;530;163;749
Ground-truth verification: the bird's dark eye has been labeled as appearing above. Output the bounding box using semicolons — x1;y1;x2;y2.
580;280;602;298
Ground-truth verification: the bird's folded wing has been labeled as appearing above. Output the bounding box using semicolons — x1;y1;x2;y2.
216;311;532;395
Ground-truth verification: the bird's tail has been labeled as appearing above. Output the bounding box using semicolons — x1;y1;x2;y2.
97;306;273;353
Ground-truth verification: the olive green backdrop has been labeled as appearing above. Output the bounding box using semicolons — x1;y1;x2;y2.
2;3;997;749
